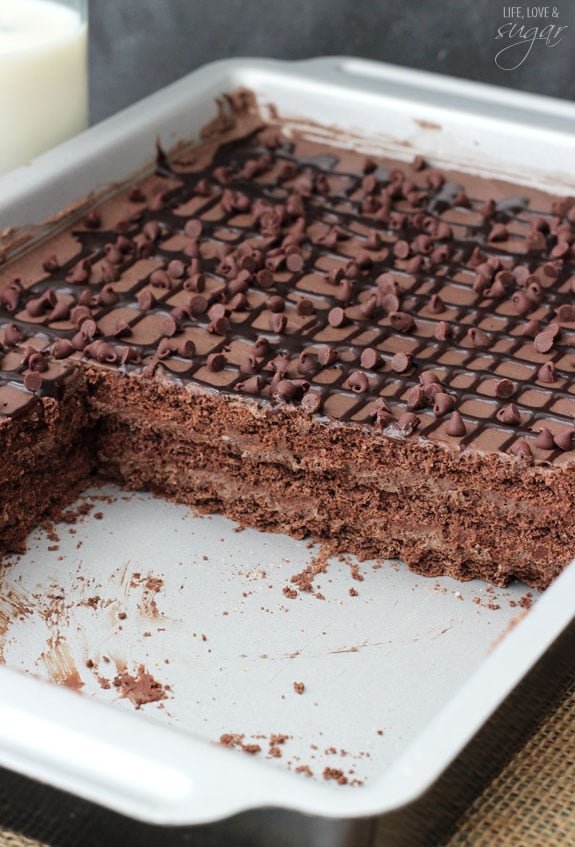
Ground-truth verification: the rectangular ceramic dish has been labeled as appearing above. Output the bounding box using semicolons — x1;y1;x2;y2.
0;58;574;843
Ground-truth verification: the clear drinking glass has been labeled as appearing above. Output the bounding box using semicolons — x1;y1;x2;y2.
0;0;88;176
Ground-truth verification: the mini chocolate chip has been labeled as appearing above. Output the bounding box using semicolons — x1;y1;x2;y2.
128;186;145;203
167;259;186;279
376;273;398;293
407;386;426;410
511;291;532;315
207;303;227;323
23;372;43;391
318;345;338;366
446;411;466;437
553;427;575;451
389;311;415;333
393;240;410;259
208;316;231;336
433;392;455;416
84;341;119;364
113;320;132;338
97;285;120;307
207;352;227;372
526;231;546;252
141;359;159;379
538;361;557;383
150;269;172;290
266;295;285;313
296;298;315;317
550;240;570;259
348;371;370;393
273;378;308;402
419;371;440;387
269;312;287;333
533;332;554;354
495;379;514;399
69;305;91;328
390;352;411;373
157;338;176;359
171;307;190;325
512;265;530;287
120;346;142;365
480;199;496;219
80;319;97;339
435;221;453;241
335;279;354;304
137;290;156;311
522;318;540;337
71;330;88;350
378;292;400;314
26;290;57;317
238;375;264;395
183;273;206;293
184;219;203;239
27;352;48;373
286;252;304;273
301;391;322;414
297;352;318;377
83;210;101;229
115;235;134;255
251;337;270;359
508;439;533;461
496;403;521;425
488;223;509;242
484;278;508;298
365;231;382;251
189;295;209;316
328;307;348;328
360;347;382;370
434;321;452;341
465;327;489;347
240;354;259;375
453;191;470;207
427;293;445;314
525;282;542;306
269;354;290;375
0;283;21;312
100;262;121;283
52;339;75;359
397;412;420;436
104;244;124;267
556;304;575;322
360;295;379;318
228;292;249;312
413;234;433;255
535;427;555;450
423;382;444;402
406;255;425;274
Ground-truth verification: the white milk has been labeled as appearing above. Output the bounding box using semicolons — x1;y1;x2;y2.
0;0;87;175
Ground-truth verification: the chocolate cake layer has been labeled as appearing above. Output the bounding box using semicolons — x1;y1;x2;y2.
0;90;574;588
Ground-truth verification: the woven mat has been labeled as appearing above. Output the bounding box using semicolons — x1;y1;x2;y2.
442;675;575;847
0;680;573;847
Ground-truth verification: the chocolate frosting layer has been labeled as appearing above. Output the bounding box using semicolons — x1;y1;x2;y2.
1;100;575;466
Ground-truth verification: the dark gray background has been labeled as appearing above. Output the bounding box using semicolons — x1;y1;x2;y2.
89;0;575;124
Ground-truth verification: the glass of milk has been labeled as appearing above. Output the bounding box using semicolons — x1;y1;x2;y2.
0;0;88;176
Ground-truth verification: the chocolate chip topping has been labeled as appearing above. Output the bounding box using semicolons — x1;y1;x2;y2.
0;123;572;462
446;411;466;437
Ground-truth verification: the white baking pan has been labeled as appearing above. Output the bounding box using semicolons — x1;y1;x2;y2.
0;58;574;835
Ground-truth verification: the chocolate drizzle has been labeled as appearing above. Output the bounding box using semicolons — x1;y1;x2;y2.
0;124;575;465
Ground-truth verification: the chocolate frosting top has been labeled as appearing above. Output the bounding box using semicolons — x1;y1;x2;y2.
1;99;575;466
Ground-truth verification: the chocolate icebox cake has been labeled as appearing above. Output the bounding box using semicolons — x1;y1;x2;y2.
0;90;574;590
